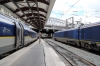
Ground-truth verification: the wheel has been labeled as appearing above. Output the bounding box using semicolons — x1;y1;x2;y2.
84;43;91;49
73;42;77;46
84;43;88;49
79;41;82;47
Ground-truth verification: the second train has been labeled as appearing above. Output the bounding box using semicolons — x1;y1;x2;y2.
54;22;100;51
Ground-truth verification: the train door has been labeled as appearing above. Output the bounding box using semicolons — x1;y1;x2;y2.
18;23;24;47
14;22;22;49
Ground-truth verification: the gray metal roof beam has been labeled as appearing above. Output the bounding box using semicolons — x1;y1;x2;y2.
0;0;49;5
21;13;46;18
3;4;34;28
26;0;39;29
29;20;45;23
34;0;41;30
26;17;45;21
10;0;37;28
13;7;47;13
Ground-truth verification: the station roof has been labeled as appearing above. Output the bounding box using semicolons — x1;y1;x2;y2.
0;0;55;30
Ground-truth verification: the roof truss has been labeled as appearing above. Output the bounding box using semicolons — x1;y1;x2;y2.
0;0;50;29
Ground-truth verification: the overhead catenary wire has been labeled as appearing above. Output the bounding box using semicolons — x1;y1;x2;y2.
59;0;80;18
86;11;100;17
79;11;100;21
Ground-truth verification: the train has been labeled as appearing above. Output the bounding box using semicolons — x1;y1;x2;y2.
54;22;100;51
0;14;37;56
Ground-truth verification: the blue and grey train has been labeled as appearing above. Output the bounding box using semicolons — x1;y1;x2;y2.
0;14;37;55
54;23;100;51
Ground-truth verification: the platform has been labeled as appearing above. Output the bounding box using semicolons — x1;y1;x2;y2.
0;39;66;66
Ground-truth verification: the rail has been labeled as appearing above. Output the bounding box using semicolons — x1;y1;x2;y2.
44;39;95;66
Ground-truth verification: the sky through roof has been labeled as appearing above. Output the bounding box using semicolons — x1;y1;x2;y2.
50;0;100;24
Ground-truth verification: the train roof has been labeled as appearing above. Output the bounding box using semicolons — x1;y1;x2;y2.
24;25;36;33
55;27;78;33
80;22;100;29
0;14;15;25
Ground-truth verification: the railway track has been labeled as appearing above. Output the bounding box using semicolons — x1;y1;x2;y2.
44;39;95;66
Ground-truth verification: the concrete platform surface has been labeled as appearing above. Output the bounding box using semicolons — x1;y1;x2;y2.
41;39;66;66
0;39;66;66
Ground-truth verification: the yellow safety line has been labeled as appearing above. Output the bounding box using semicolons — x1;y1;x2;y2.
0;36;15;38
